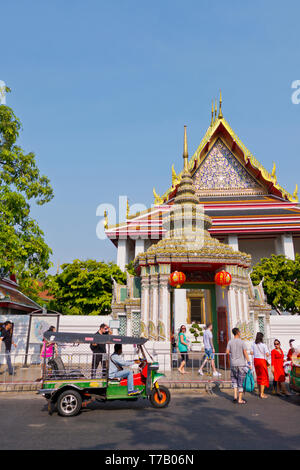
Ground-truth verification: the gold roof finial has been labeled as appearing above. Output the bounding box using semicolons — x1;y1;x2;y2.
104;210;108;229
183;125;189;172
153;187;163;205
271;162;276;180
172;164;178;185
293;183;298;200
126;198;130;219
214;100;217;122
218;90;223;119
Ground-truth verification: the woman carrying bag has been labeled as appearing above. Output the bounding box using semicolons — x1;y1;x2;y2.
250;332;270;399
177;325;189;374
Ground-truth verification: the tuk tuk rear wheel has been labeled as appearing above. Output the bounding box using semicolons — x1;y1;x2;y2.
150;385;170;408
57;390;82;417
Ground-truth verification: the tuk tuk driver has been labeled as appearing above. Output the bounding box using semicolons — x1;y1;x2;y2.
109;344;142;396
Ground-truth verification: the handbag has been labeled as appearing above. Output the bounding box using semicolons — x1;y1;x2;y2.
243;369;255;393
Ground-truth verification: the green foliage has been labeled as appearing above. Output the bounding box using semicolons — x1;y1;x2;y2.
45;259;127;315
251;254;300;314
189;323;204;342
125;260;137;276
0;96;54;280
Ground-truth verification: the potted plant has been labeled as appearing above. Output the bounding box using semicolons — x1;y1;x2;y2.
189;323;204;351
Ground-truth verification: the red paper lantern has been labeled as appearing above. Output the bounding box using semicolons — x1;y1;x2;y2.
214;271;232;298
169;271;186;289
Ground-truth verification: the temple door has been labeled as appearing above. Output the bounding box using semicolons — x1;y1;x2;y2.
217;307;229;368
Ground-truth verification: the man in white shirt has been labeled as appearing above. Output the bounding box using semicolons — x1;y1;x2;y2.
198;323;221;377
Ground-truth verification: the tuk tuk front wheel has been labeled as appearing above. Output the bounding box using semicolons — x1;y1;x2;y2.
57;389;82;417
150;385;170;408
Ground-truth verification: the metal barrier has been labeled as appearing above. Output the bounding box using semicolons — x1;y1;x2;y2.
0;350;233;386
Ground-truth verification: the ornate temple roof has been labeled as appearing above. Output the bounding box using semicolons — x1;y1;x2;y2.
154;94;298;204
106;95;300;240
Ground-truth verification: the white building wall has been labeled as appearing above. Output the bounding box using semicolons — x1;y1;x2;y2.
269;315;300;354
238;238;276;266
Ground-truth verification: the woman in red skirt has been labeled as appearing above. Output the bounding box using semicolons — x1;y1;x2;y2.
271;339;288;395
251;332;270;398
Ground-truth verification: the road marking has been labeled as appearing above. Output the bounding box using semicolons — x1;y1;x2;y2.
28;424;46;428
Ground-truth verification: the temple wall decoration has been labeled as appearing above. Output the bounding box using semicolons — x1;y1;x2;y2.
192;138;264;196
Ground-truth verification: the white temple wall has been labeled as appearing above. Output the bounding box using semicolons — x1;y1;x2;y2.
293;236;300;256
174;289;188;334
238;238;276;267
269;315;300;354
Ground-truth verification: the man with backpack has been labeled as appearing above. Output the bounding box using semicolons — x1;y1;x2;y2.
90;323;111;378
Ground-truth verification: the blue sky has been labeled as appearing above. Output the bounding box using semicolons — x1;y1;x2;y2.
1;0;300;272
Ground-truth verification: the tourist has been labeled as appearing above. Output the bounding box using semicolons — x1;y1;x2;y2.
198;323;221;377
0;321;17;376
287;339;295;362
226;327;252;404
271;339;289;396
40;326;58;378
108;344;141;396
90;323;111;378
177;325;189;374
250;332;270;399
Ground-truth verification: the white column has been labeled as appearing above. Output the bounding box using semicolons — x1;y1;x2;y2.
135;238;145;258
281;233;295;260
158;275;170;341
117;239;128;271
228;287;237;331
150;275;159;340
174;289;187;333
227;235;239;251
141;274;150;337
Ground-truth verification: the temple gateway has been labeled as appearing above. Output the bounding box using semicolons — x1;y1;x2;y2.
105;96;300;352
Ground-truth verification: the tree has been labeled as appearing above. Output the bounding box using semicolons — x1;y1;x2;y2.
251;254;300;314
45;259;127;315
0;93;54;281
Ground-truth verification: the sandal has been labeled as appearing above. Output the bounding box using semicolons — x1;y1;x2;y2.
238;399;247;404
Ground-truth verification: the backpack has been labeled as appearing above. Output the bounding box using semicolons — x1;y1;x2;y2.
243;369;255;393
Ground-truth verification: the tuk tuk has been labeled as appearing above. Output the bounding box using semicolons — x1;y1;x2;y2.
289;360;300;394
38;331;171;416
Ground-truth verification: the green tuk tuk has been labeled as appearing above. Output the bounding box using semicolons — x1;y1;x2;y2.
38;331;171;417
289;360;300;394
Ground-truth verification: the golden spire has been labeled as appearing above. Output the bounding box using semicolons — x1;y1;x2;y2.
214;100;217;122
218;90;223;119
183;125;189;172
210;100;214;127
104;210;108;229
126;198;130;218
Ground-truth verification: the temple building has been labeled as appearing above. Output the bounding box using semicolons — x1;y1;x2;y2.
106;95;300;350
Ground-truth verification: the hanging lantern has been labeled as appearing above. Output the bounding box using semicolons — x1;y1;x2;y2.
214;271;232;298
169;271;186;289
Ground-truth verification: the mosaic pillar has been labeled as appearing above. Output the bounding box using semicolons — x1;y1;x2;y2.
158;273;171;341
140;268;150;338
149;273;159;340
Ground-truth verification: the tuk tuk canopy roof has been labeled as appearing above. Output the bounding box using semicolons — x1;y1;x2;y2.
43;330;148;346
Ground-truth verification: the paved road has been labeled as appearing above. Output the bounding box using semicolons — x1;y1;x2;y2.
0;390;299;450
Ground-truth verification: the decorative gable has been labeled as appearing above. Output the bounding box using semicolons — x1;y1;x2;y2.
192;138;264;197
